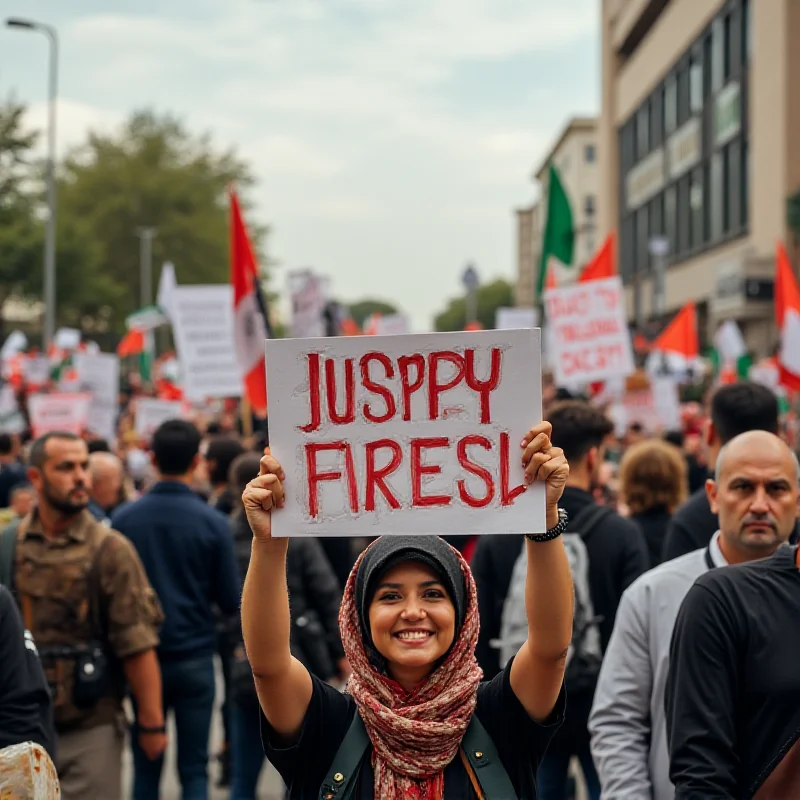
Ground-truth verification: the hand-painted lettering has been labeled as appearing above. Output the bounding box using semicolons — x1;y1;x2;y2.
306;441;358;517
456;435;494;508
464;348;501;424
361;352;397;424
499;432;526;506
410;437;451;507
365;439;402;511
299;353;322;433
427;351;465;421
398;354;425;422
324;357;356;425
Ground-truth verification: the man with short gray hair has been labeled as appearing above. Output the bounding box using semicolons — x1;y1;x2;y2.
590;430;796;800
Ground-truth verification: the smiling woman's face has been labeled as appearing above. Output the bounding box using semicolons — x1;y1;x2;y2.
367;560;456;689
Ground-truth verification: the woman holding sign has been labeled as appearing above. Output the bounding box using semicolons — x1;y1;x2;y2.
241;421;573;800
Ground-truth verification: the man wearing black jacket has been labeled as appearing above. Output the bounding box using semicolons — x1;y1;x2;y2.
0;585;55;758
661;381;779;562
666;431;800;798
473;400;649;800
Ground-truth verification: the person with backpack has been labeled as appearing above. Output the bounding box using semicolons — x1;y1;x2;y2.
473;401;649;800
240;421;573;799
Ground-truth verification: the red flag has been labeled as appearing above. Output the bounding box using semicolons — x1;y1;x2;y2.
230;187;268;413
653;302;698;359
117;329;145;357
579;234;616;283
775;242;800;391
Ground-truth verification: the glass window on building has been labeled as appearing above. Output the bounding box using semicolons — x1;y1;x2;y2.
703;161;712;242
665;185;677;253
742;0;751;61
712;18;724;93
678;176;691;254
690;53;704;112
677;63;690;125
636;206;649;274
637;103;651;158
722;144;732;234
704;33;713;98
585;144;596;163
723;13;733;81
621;215;635;282
690;168;704;249
665;76;677;135
710;152;723;240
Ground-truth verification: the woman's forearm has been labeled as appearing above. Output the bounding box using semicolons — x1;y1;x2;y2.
241;537;292;677
525;533;574;661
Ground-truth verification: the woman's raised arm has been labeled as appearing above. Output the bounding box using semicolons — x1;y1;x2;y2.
241;454;313;741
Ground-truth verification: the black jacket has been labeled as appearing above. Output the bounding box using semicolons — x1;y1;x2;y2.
666;546;800;798
231;513;345;676
473;486;650;680
0;585;56;758
631;505;672;569
661;488;718;562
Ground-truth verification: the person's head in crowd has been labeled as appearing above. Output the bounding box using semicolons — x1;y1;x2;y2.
230;451;262;499
705;382;779;469
151;419;202;481
9;484;35;518
88;451;126;512
663;429;684;449
548;400;615;491
205;421;222;437
205;436;246;489
0;433;16;463
619;439;687;516
707;430;797;563
86;438;111;454
624;421;646;447
27;431;91;523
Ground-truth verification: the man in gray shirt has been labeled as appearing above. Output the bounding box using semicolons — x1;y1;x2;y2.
588;430;795;800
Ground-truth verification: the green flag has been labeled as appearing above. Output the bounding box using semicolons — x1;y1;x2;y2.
536;163;574;297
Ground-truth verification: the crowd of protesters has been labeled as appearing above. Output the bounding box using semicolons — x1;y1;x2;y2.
1;374;799;799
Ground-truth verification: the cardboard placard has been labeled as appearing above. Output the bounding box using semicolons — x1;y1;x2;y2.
545;277;634;386
28;393;92;437
134;398;186;441
265;329;545;537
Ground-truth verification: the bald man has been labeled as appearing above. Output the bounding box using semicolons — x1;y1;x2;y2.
666;431;800;798
590;430;795;800
88;452;130;521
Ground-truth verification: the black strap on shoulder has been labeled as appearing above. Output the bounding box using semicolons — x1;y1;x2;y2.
569;503;613;543
0;521;19;593
318;711;370;800
461;713;518;799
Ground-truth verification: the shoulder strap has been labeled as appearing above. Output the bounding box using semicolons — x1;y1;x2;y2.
460;714;518;800
87;526;115;639
318;711;370;800
569;503;613;542
0;521;18;591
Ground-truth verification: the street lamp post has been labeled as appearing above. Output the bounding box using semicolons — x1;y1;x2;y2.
136;227;157;308
6;18;59;350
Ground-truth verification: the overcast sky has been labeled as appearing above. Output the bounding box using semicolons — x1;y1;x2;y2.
2;0;599;331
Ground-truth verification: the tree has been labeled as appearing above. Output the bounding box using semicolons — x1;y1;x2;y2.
54;109;268;332
433;278;514;332
0;98;41;336
347;298;398;328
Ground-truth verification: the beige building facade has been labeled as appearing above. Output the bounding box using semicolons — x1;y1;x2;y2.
599;0;800;355
515;117;598;307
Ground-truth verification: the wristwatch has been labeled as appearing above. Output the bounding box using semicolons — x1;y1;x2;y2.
525;508;568;542
138;723;167;734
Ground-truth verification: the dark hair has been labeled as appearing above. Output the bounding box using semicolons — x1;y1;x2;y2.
29;431;82;470
0;433;12;455
619;439;687;514
205;421;223;436
10;483;34;499
87;438;111;453
229;451;262;495
663;429;684;448
548;400;615;463
151;420;201;476
206;436;246;485
628;422;644;434
710;381;779;444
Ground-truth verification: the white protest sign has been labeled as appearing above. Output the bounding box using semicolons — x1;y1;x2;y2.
0;386;25;434
289;269;328;338
495;307;538;330
171;285;243;401
615;377;681;434
74;353;120;442
544;276;634;386
1;330;27;361
266;329;546;538
54;328;81;351
374;314;410;336
135;398;186;441
28;393;92;437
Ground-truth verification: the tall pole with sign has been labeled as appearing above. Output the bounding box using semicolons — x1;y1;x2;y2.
462;263;480;326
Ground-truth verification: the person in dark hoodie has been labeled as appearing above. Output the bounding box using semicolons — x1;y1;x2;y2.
473;400;649;800
661;381;780;562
